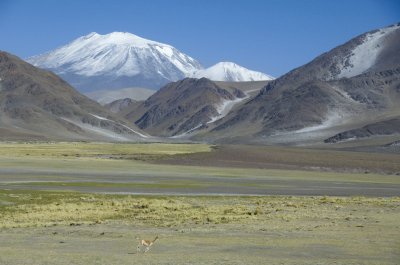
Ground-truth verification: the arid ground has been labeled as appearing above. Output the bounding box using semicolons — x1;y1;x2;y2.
0;142;399;264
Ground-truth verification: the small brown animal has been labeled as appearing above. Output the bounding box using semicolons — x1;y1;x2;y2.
136;235;159;253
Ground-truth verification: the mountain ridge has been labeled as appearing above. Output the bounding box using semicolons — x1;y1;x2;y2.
202;23;400;144
0;51;148;141
123;78;261;137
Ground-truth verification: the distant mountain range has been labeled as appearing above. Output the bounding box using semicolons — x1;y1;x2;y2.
26;32;273;92
85;87;155;105
117;23;400;144
2;23;399;146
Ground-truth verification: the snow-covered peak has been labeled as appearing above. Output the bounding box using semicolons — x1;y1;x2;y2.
27;32;202;78
337;24;400;78
83;32;99;39
79;31;160;48
26;32;276;91
190;62;274;82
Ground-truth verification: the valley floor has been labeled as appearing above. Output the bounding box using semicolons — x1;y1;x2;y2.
0;143;399;196
0;142;399;264
0;193;399;265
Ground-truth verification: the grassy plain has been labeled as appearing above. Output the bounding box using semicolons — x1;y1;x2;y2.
0;142;399;264
160;144;400;174
0;142;211;159
0;190;399;264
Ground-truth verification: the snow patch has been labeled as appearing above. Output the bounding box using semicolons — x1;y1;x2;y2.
119;123;150;139
294;112;344;133
155;45;174;57
89;113;150;138
172;87;260;138
338;25;399;78
207;96;247;124
90;114;109;121
61;117;130;141
172;88;259;138
169;124;203;139
190;62;274;82
207;87;262;124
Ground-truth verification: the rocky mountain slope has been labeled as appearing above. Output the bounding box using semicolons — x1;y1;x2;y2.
105;98;138;114
123;78;268;137
202;23;400;144
0;51;148;141
324;117;400;143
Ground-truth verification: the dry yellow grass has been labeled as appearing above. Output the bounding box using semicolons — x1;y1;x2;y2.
1;190;399;231
1;192;400;265
0;142;211;159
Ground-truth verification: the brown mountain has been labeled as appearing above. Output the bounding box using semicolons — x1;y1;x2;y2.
105;98;138;113
324;117;400;143
123;78;268;137
203;23;400;144
0;51;148;141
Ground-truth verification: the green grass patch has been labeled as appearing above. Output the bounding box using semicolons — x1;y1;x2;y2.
4;180;210;189
0;142;212;160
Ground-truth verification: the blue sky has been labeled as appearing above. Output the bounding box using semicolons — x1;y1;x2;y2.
0;0;399;77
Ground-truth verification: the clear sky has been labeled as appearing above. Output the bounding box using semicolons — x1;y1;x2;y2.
0;0;399;77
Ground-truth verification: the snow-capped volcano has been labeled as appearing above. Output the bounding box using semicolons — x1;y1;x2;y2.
190;62;273;81
27;32;274;92
27;32;203;91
